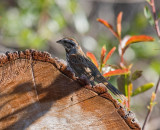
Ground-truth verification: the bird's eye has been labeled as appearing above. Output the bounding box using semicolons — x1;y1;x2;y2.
70;41;75;46
63;39;75;46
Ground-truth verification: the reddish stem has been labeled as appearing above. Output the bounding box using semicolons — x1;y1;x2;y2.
127;84;130;111
151;0;160;38
142;1;160;129
120;55;124;66
142;76;160;130
119;39;125;67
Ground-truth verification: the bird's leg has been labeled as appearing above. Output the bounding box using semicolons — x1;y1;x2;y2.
76;74;90;86
90;81;95;86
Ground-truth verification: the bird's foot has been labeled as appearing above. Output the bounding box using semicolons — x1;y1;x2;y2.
76;74;90;86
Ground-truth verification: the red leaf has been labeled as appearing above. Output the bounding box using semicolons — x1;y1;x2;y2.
101;46;106;62
122;35;154;54
103;68;130;77
117;12;123;38
86;52;99;68
100;46;106;64
99;46;106;72
97;18;119;38
126;35;154;45
103;47;116;65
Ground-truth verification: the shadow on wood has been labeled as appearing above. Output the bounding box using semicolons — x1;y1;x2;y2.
0;50;141;130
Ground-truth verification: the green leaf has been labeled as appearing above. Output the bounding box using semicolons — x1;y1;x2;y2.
117;75;125;95
144;6;150;18
146;0;151;3
117;74;131;95
132;83;154;96
68;0;78;14
158;13;160;20
131;70;143;81
144;6;154;26
151;60;160;74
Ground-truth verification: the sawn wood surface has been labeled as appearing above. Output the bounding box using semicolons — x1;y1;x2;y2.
0;50;141;130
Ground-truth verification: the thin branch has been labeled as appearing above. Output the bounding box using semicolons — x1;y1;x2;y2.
142;76;160;130
151;0;160;38
142;1;160;129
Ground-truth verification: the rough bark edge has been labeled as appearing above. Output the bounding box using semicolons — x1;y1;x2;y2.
0;49;76;80
0;49;141;129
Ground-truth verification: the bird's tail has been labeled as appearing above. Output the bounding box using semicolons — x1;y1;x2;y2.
95;75;126;101
103;82;126;102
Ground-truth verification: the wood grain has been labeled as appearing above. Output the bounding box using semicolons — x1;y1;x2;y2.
0;50;141;130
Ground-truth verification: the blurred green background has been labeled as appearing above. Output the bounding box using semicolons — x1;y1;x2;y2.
0;0;160;129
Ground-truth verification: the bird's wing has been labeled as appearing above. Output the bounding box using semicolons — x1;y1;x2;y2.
69;54;126;101
69;54;95;80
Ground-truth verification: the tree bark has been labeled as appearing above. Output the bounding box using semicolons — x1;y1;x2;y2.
0;50;141;130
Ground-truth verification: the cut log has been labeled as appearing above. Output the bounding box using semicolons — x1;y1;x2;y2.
0;50;141;130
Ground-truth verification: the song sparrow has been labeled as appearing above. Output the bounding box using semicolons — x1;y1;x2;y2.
57;37;125;100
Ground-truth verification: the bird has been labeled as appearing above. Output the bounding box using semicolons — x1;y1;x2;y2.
56;37;125;101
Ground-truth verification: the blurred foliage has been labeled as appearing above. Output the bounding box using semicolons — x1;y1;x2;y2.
87;12;157;109
0;0;160;128
0;0;159;91
144;6;154;26
151;60;160;74
0;0;159;92
0;0;78;49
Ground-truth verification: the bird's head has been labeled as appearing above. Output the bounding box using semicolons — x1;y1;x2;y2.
56;38;79;51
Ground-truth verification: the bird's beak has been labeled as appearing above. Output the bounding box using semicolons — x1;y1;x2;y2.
56;39;62;44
